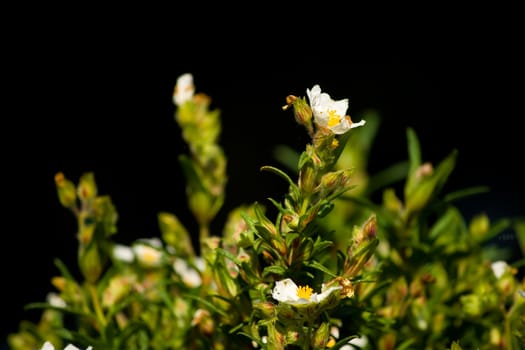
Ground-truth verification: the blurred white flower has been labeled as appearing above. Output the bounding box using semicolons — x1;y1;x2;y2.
46;292;66;308
133;242;163;267
173;73;195;106
40;341;93;350
340;335;369;349
112;243;135;263
173;257;202;287
491;260;509;279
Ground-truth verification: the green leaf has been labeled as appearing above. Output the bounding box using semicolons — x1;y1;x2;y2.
115;320;152;350
178;154;207;193
311;238;334;258
183;293;231;318
443;186;490;203
215;247;241;266
53;258;76;281
428;207;463;240
260;165;298;193
262;265;287;277
514;218;525;256
366;160;409;195
273;144;300;174
407;127;422;175
305;260;338;277
24;302;92;318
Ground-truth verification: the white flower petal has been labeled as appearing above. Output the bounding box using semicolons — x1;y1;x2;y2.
311;285;342;303
133;244;163;267
173;73;195;106
173;257;202;287
40;342;55;350
64;345;81;350
112;244;135;263
272;278;300;302
348;335;369;348
47;292;66;308
491;260;508;279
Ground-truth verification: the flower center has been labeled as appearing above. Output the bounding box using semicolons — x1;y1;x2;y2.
142;248;160;264
296;285;314;299
327;110;341;127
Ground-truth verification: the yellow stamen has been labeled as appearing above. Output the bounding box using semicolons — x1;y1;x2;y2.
327;337;336;348
296;285;313;299
327;110;341;127
142;248;159;264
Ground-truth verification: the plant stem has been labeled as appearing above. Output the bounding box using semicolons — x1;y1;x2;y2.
88;283;107;330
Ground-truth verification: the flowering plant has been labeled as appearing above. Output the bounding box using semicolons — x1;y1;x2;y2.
8;73;525;350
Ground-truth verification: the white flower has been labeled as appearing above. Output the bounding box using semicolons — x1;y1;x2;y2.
41;342;55;350
133;242;163;267
138;237;163;248
112;244;135;263
40;341;93;350
173;73;195;106
65;345;93;350
306;84;365;134
173;257;202;287
271;278;341;305
340;335;369;349
46;292;66;308
491;260;509;279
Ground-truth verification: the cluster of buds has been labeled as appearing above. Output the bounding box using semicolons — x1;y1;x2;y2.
173;73;227;245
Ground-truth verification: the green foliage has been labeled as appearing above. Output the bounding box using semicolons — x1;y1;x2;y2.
9;75;524;350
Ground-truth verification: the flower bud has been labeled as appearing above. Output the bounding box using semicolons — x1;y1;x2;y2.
287;95;313;134
79;243;103;283
55;172;77;209
158;212;194;257
312;322;330;348
253;301;276;318
469;213;490;241
78;172;97;201
267;322;286;350
102;274;135;308
191;309;215;335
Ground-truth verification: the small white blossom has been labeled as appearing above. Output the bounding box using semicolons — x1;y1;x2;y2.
133;243;163;267
173;73;195;106
41;342;54;350
173;257;202;287
340;335;369;349
47;292;66;308
65;345;93;350
271;278;341;305
306;84;365;134
491;260;509;279
138;237;163;248
112;244;135;263
40;341;93;350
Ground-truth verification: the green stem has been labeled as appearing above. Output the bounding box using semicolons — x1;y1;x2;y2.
505;300;524;349
199;224;209;252
88;283;107;330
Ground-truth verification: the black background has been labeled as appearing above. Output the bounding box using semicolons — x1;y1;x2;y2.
3;25;525;344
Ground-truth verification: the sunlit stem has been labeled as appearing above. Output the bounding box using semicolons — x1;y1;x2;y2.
88;283;107;330
199;224;209;250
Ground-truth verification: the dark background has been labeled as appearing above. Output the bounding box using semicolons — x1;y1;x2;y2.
3;33;524;345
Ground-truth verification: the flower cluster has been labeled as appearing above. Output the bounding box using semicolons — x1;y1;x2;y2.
8;73;525;350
